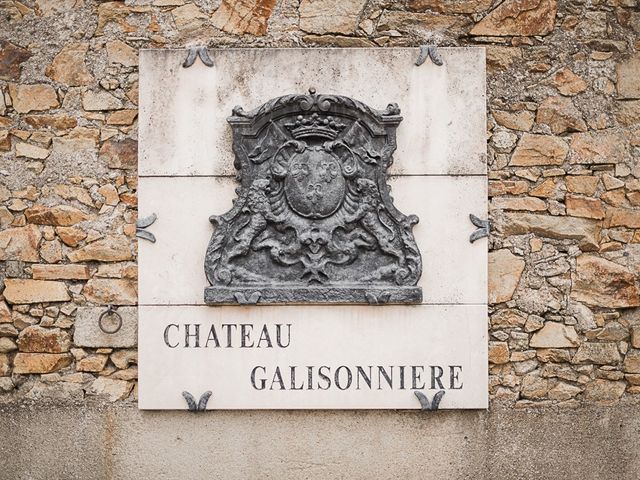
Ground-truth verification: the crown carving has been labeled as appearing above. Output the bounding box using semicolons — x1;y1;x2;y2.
285;113;346;140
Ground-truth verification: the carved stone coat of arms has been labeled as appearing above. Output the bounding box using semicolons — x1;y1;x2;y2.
204;88;422;305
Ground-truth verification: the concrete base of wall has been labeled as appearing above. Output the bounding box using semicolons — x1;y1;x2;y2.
1;402;639;479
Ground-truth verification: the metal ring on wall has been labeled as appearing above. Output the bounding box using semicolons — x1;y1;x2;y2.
98;305;123;334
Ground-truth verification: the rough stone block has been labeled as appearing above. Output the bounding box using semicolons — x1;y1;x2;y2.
74;307;137;348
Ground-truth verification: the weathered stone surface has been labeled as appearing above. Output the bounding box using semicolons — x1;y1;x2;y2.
99;138;136;169
377;11;465;34
631;326;640;349
566;176;600;196
615;100;640;126
39;239;63;263
536;348;571;363
486;46;522;72
0;338;17;353
571;255;640;308
8;83;59;113
499;213;600;251
82;279;137;305
77;354;109;372
106;40;137;66
550;68;587;96
53;184;93;207
489;342;510;364
605;208;640;229
493;109;535;131
171;3;207;31
13;352;72;374
489;180;529;196
4;279;70;304
106;109;137;126
82;90;123;111
0;302;11;323
624;350;640;373
45;43;92;86
510;134;568;166
0;323;18;337
24;113;77;132
0;40;31;81
32;264;90;280
548;382;582;401
17;326;71;353
583;379;626;404
56;226;86;247
489;249;525;304
98;184;119;206
528;179;559;199
491;197;546;212
616;53;640;99
95;1;147;35
35;0;81;16
212;0;277;35
299;0;365;35
536;96;586;134
110;349;137;369
408;0;493;13
530;322;579;348
86;377;133;401
0;224;41;262
569;131;627;165
52;127;99;152
74;307;137;348
67;235;133;262
491;309;527;328
16;142;49;159
565;195;605;220
573;342;621;364
520;373;549;399
470;0;557;36
0;353;11;376
25;205;90;226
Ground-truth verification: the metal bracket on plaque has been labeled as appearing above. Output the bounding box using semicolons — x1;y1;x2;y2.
136;213;157;243
98;305;123;334
415;45;443;67
414;390;445;411
182;390;212;412
469;214;489;243
183;47;214;68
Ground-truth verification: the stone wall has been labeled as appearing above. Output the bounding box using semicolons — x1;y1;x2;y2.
0;0;639;410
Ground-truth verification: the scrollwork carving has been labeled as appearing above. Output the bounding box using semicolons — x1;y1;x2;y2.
204;89;423;305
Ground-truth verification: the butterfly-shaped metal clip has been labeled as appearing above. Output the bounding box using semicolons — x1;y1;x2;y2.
414;390;445;411
182;391;212;412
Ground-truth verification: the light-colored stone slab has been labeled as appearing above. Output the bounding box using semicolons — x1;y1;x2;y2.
139;48;486;177
138;175;487;306
74;307;137;348
138;304;488;410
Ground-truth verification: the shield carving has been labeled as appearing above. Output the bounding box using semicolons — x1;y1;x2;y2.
285;146;346;219
204;89;422;305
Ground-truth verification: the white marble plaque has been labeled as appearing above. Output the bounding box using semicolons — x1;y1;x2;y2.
138;47;488;410
138;305;488;410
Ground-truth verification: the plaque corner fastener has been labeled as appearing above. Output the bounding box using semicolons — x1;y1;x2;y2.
415;45;443;67
183;46;214;68
414;390;445;411
182;390;212;412
469;214;489;243
136;213;157;243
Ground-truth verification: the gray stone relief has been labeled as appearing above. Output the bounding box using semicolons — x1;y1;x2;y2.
204;89;422;305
